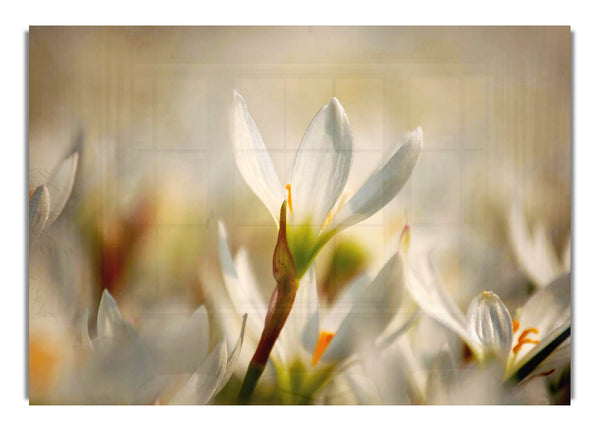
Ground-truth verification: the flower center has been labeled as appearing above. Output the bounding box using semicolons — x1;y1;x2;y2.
512;321;540;354
285;184;294;215
311;331;335;366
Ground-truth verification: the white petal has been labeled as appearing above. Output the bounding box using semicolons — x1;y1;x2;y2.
136;302;210;375
321;253;404;362
29;184;50;246
46;151;78;228
213;314;247;396
327;127;422;232
508;203;561;288
96;289;135;340
509;320;571;380
290;97;353;227
85;291;157;403
232;91;283;223
169;340;228;405
233;247;269;321
405;253;475;351
217;221;267;340
425;344;459;402
281;263;319;355
519;273;571;338
466;291;513;362
510;273;571;367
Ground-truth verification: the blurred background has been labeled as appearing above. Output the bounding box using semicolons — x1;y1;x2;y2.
28;26;570;342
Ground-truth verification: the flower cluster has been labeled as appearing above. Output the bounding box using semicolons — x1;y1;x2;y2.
28;92;571;405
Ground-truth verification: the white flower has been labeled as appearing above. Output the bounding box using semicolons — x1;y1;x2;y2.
232;91;422;278
72;290;246;404
29;150;79;246
406;258;570;380
212;221;407;402
508;202;571;289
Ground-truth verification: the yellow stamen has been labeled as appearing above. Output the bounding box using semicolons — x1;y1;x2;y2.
311;331;335;366
512;327;540;354
285;184;293;215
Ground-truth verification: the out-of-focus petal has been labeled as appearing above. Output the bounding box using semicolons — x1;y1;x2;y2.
425;344;459;402
290;97;353;228
213;314;247;396
321;253;404;363
508;203;561;288
138;304;211;375
45;151;78;227
169;340;228;405
85;290;156;404
29;184;50;246
232;91;283;222
96;289;136;341
327;127;422;232
217;220;267;340
405;254;474;351
466;291;513;362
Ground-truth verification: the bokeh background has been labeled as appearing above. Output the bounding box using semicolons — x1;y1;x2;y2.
28;27;570;374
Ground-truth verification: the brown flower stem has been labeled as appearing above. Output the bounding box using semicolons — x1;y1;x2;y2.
238;202;297;404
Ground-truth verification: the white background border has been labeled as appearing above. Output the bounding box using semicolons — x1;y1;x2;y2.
2;1;596;429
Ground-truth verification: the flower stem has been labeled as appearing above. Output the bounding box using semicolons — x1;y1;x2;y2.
237;202;297;404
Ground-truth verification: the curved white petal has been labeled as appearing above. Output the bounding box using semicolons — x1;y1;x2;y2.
510;273;571;366
217;221;267;341
213;314;247;396
96;289;135;340
327;127;423;232
29;184;50;246
233;247;269;321
425;344;459;402
405;253;474;350
290;97;353;228
85;290;157;404
169;340;228;405
519;273;570;338
45;151;78;228
321;253;404;363
466;291;513;362
232;91;283;223
508;204;561;288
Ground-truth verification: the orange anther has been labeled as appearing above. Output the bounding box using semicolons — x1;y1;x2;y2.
512;327;540;354
311;331;335;366
512;320;520;333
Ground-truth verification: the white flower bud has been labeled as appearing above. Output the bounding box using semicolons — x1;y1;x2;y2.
466;291;513;362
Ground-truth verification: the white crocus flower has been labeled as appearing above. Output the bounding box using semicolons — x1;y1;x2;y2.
407;258;570;380
232;91;422;278
214;221;406;402
29;150;79;246
73;290;245;404
508;203;570;289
